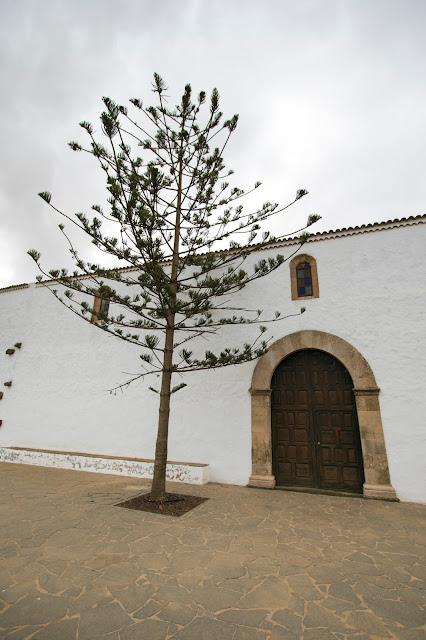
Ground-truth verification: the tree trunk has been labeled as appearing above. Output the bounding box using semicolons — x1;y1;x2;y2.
148;143;184;502
149;322;174;501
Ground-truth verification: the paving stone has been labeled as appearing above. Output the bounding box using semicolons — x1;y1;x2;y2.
132;597;163;618
36;560;67;576
362;596;425;627
1;555;32;574
96;562;143;584
335;635;372;640
409;565;426;580
251;529;278;544
342;560;383;576
302;630;339;640
382;553;419;566
140;571;169;590
218;609;268;627
205;533;235;553
129;539;165;554
120;619;172;639
396;584;426;604
229;540;255;555
62;565;100;586
232;627;268;640
396;628;426;640
303;601;349;633
287;574;323;600
167;550;215;572
308;566;345;584
353;580;399;600
191;585;242;612
278;564;310;579
134;553;170;571
151;532;183;547
276;550;313;568
155;583;193;605
31;617;79;639
122;523;165;541
62;586;82;597
176;568;205;591
269;627;299;640
328;581;363;604
68;586;113;615
286;594;305;614
78;601;133;639
157;601;197;625
237;576;289;610
0;579;34;604
104;542;130;553
0;572;14;591
346;610;392;637
345;551;377;565
271;609;303;633
218;576;260;594
108;583;155;613
85;552;129;570
358;573;395;589
245;557;279;577
178;530;205;545
409;579;426;590
202;575;225;589
10;570;46;591
38;572;75;594
161;575;180;588
171;616;237;639
207;552;247;578
2;626;45;639
320;595;365;613
0;590;73;628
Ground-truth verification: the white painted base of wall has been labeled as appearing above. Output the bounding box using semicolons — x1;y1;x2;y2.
0;447;209;485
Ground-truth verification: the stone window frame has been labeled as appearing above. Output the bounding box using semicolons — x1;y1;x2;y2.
290;254;319;300
91;286;112;323
248;330;397;501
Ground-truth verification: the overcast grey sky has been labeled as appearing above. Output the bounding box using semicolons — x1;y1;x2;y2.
1;0;425;288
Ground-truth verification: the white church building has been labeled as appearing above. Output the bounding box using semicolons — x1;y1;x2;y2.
1;214;425;504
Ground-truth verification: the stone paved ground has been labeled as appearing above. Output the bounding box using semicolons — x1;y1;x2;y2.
0;463;425;640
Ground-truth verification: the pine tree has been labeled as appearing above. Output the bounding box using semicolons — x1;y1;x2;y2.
29;74;319;501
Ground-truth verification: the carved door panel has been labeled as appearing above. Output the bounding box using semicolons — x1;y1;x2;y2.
271;350;364;492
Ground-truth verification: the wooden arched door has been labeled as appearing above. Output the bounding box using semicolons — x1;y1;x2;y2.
271;349;364;493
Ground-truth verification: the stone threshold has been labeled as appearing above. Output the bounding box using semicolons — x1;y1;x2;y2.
0;446;209;485
275;485;363;499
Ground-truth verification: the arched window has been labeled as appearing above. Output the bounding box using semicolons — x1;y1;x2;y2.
296;262;312;297
289;254;319;300
91;286;112;323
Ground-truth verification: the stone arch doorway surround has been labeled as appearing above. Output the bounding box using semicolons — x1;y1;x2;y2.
249;330;397;500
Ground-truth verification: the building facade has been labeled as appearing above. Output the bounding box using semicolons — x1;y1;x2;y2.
1;215;425;502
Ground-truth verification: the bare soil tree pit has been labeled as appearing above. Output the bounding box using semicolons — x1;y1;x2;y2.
116;492;208;517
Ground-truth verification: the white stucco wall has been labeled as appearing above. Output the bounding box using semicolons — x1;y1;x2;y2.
1;218;425;502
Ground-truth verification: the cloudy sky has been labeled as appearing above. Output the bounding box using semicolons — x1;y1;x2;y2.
0;0;425;289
